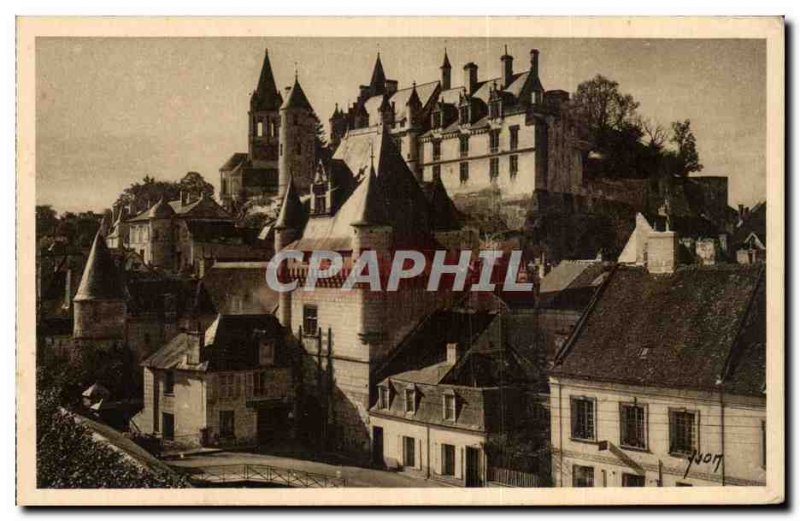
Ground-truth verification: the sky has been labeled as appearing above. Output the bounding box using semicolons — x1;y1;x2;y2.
36;37;766;214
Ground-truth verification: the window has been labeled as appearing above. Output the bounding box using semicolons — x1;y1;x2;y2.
254;371;268;396
303;305;318;335
443;392;456;421
432;164;441;181
257;121;264;137
164;371;175;395
622;473;645;487
378;386;389;409
459;135;469;157
489;130;500;153
314;193;327;214
441;444;456;476
509;155;518;180
432;140;441;161
570;397;595;441
459;104;469;125
489;158;500;181
620;403;647;450
510;126;519;150
404;387;416;413
220;410;235;438
572;465;594;487
669;410;697;455
403;436;416;467
259;341;275;366
459;162;469;185
219;374;237;400
489;99;502;119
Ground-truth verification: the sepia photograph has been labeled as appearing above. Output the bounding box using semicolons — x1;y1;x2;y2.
16;16;784;506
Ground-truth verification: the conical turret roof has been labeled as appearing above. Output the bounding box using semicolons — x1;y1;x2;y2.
74;232;126;301
369;53;386;93
275;177;306;230
351;162;388;227
252;49;283;111
281;76;313;111
441;49;451;69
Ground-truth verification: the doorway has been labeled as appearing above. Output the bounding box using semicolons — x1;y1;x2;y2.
162;412;175;441
465;446;482;487
372;426;384;467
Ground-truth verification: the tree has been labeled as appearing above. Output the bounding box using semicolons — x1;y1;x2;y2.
179;171;214;199
114;176;180;214
572;75;641;145
36;205;59;238
670;119;703;176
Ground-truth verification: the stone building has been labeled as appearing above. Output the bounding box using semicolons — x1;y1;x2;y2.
549;232;766;487
219;50;319;211
369;302;548;487
329;48;584;203
124;193;269;275
272;123;471;459
133;314;294;449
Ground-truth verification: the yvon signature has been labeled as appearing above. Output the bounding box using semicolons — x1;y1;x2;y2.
683;450;724;479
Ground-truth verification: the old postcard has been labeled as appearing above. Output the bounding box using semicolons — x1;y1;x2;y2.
16;16;784;506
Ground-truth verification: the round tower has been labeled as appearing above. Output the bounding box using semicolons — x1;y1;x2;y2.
278;75;317;199
273;177;307;329
403;82;423;182
73;232;127;340
147;197;175;269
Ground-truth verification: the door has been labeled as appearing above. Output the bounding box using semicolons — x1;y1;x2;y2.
162;412;174;441
372;426;384;467
257;406;288;445
465;446;482;487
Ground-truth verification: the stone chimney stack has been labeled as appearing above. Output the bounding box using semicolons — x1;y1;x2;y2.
530;49;540;77
463;62;478;94
446;342;459;364
501;45;514;87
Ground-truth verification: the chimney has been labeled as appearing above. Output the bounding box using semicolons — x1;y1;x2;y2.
646;230;678;274
446;342;459;364
386;80;398;96
463;63;478;94
530;49;540;78
186;331;202;365
501;45;514;88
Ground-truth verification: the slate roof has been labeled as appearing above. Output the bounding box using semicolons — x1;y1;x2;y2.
274;177;307;230
281;77;313;111
552;264;766;397
73;233;127;301
538;260;610;310
127;195;232;223
251;49;283;111
201;261;279;315
363;81;439;124
143;314;286;372
220;153;248;172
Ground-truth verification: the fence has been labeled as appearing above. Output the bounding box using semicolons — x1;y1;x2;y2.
188;464;346;488
487;466;540;488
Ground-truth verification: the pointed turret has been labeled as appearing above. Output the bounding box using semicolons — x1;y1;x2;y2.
440;49;452;90
251;49;283;111
281;76;313;111
428;174;463;231
351;162;388;227
75;232;126;301
148;196;175;219
369;53;386;96
275;177;306;230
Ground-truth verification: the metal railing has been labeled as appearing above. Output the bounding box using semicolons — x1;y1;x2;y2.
189;464;346;488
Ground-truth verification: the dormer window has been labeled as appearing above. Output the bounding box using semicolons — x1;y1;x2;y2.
489;99;502;119
258;340;275;366
378;385;389;409
404;386;416;413
443;391;456;421
459;104;469;125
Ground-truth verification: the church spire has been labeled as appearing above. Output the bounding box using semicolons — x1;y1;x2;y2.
369;52;386;95
252;48;282;111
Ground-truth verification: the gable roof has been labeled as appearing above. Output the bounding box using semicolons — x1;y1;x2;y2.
552;264;766;397
73;233;127;301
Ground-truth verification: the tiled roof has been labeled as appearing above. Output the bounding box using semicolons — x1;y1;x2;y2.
552;264;766;396
73;233;126;301
201;261;279;315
